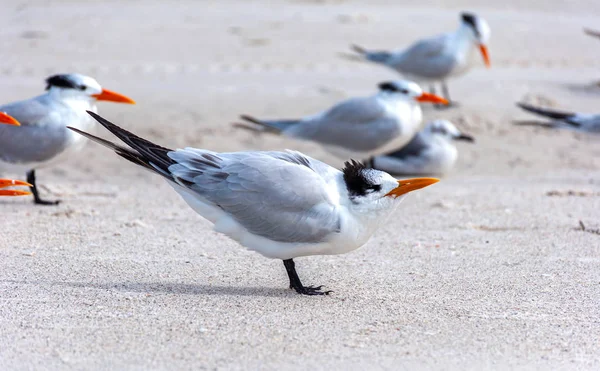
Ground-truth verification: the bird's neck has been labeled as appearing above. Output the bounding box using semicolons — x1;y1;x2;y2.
450;24;477;53
343;196;404;246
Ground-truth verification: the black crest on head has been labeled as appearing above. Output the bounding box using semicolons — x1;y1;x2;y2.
45;75;85;91
461;12;480;37
343;159;381;197
378;81;397;92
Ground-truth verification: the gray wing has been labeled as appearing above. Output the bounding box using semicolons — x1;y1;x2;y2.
168;149;341;244
292;96;400;152
0;96;72;164
392;33;457;78
385;132;430;159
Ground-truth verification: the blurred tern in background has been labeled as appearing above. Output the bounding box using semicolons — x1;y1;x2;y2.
516;102;600;134
70;112;439;296
371;120;474;175
0;179;32;197
236;80;447;164
349;12;491;105
0;74;135;205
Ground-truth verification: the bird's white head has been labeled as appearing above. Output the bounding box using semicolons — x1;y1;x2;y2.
424;120;475;143
342;160;439;211
460;12;491;67
377;81;449;106
45;74;136;104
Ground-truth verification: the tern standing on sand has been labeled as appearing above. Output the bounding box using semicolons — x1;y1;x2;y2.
70;112;439;296
237;80;447;164
0;74;135;205
371;120;474;175
350;12;491;105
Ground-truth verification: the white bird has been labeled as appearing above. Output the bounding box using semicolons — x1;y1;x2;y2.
0;179;32;197
0;74;135;205
236;80;447;163
371;120;474;175
349;12;491;105
69;112;439;296
516;102;600;134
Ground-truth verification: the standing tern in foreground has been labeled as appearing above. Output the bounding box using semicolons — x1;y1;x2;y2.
0;74;135;205
70;112;439;296
371;120;474;175
236;80;448;164
349;12;491;105
516;102;600;134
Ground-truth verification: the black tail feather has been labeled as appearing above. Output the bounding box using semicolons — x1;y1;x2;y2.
516;103;575;121
85;111;175;173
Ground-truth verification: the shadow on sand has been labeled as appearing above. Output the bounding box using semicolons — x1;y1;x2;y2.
1;280;294;298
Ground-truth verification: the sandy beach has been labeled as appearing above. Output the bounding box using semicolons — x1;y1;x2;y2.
1;1;599;369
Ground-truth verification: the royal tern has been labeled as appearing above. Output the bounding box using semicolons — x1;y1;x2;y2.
70;111;439;296
516;102;600;134
236;80;447;163
0;74;135;205
0;112;20;126
350;12;491;105
0;179;32;197
371;120;474;175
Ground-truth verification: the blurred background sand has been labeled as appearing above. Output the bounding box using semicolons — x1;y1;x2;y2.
0;1;599;369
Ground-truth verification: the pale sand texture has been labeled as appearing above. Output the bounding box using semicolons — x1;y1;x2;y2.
1;1;599;370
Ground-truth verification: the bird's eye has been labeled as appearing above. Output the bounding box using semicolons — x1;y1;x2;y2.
368;184;382;192
77;85;86;91
399;89;409;94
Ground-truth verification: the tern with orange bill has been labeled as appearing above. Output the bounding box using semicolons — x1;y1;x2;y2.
236;80;448;164
70;111;439;296
0;74;135;205
349;12;491;105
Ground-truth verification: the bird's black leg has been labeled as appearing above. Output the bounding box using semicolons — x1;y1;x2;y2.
441;81;458;108
431;84;445;110
27;169;60;205
283;259;331;296
429;84;437;96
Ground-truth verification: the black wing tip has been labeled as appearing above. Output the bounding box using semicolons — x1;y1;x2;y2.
240;114;260;124
351;44;367;54
86;110;102;119
66;125;82;133
516;102;534;110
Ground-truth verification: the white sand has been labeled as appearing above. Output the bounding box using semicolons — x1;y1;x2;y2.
1;1;599;369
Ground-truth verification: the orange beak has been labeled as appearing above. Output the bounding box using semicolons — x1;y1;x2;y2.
385;177;439;198
0;179;32;196
0;112;20;126
479;44;491;68
416;92;449;105
92;89;136;104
